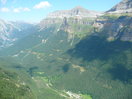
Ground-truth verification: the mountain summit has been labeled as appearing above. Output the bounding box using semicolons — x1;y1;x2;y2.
107;0;132;14
47;6;102;19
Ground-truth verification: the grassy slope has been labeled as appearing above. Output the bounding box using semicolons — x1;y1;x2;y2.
0;68;35;99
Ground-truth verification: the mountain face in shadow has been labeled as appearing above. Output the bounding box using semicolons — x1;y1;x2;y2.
108;64;132;84
67;35;132;61
67;35;132;84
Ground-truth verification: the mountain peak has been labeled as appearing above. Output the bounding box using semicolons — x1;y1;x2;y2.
71;6;90;14
107;0;132;14
47;6;102;19
72;6;85;10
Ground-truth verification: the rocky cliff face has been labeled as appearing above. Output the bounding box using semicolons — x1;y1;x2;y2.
39;6;103;27
39;6;103;38
101;16;132;41
97;0;132;41
107;0;132;14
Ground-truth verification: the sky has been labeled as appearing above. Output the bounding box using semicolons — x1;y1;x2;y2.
0;0;122;23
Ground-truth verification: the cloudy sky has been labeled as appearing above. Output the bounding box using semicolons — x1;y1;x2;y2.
0;0;122;22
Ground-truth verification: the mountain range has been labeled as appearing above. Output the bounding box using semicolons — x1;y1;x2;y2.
0;0;132;99
0;0;132;48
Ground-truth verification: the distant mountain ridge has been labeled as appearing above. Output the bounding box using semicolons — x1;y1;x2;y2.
0;19;34;48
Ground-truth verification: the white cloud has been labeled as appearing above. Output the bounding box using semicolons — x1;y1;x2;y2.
13;7;31;13
1;7;10;12
13;8;20;13
23;8;31;12
34;1;51;9
1;0;7;4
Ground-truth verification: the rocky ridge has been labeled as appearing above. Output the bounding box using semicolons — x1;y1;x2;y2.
107;0;132;14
